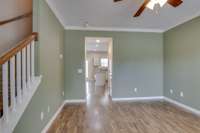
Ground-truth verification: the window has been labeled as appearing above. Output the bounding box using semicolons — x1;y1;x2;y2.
100;58;108;67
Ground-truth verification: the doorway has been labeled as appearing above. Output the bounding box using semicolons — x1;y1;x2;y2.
85;37;113;99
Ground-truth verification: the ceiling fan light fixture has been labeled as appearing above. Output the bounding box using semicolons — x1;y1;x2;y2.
146;1;155;10
114;0;183;17
146;0;167;10
158;0;168;7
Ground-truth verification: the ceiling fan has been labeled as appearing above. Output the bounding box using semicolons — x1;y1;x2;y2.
114;0;183;17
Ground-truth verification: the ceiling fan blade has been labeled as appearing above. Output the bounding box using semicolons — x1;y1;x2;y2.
167;0;183;7
114;0;123;2
133;0;150;17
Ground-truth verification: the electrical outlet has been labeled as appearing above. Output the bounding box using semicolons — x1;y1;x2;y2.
180;92;184;97
47;106;50;113
170;89;173;94
134;88;138;93
77;69;83;74
62;91;65;97
41;112;44;121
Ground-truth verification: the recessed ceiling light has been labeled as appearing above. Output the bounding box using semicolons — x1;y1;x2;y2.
96;40;100;43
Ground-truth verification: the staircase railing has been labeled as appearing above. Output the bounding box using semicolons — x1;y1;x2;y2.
0;33;41;133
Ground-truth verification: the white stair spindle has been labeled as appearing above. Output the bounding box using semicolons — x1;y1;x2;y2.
10;57;16;111
22;48;27;95
31;41;35;81
16;52;22;103
0;34;41;133
27;44;31;88
2;62;9;122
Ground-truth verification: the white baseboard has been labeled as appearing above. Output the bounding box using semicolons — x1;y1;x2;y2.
164;97;200;116
113;96;200;116
64;97;164;103
112;96;164;102
41;99;86;133
41;102;65;133
41;96;200;133
64;99;86;104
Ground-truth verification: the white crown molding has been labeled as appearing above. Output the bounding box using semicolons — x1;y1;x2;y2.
65;26;165;33
45;0;66;28
165;10;200;32
45;0;200;33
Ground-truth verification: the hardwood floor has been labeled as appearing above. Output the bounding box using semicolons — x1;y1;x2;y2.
47;82;200;133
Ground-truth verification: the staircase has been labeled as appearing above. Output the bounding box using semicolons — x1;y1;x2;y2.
0;33;42;133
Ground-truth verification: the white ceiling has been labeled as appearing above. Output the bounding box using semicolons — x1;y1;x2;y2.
47;0;200;32
85;37;110;52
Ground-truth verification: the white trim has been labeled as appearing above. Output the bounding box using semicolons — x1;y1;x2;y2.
63;11;200;33
45;0;66;28
64;99;86;104
41;102;65;133
40;96;200;133
165;10;200;32
0;76;42;133
41;99;85;133
65;26;164;33
164;97;200;116
63;97;200;117
46;0;200;33
112;96;164;102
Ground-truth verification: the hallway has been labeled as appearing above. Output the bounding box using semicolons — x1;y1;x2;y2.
47;82;200;133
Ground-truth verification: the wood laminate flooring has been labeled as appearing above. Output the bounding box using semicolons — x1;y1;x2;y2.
47;82;200;133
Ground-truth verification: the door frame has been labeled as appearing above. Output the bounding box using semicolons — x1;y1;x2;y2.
84;37;113;97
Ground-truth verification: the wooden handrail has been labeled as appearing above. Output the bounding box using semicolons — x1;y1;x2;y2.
0;12;32;26
0;32;38;65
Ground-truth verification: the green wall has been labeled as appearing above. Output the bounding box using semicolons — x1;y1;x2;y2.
13;1;200;132
14;0;64;132
65;30;163;99
164;16;200;110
